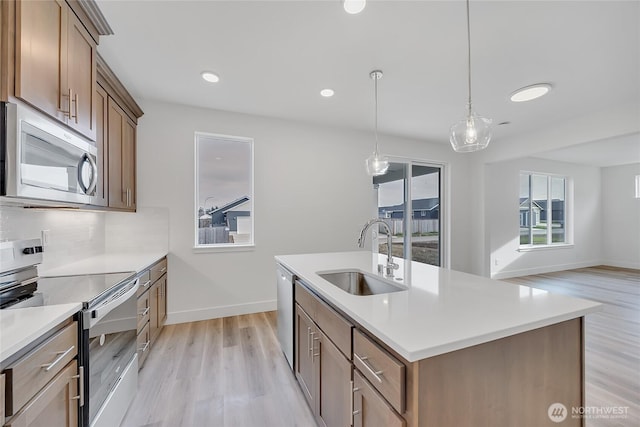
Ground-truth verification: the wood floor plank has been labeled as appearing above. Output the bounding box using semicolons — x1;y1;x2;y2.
121;312;315;427
504;266;640;427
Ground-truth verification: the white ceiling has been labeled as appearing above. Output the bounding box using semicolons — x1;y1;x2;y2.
95;0;640;147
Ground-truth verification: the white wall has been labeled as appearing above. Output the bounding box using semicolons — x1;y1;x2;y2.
601;163;640;268
486;157;602;279
135;100;474;324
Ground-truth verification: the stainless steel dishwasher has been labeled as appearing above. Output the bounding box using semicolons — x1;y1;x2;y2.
276;264;295;370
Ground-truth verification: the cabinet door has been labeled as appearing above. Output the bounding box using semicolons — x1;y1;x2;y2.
107;97;136;210
1;372;5;421
317;330;352;427
65;9;96;140
158;275;167;329
94;85;108;206
15;0;66;121
295;304;317;410
149;281;159;345
353;370;405;427
5;360;79;427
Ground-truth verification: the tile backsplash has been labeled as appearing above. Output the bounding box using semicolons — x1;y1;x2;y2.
0;205;169;271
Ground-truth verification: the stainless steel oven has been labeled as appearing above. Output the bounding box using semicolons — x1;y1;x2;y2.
0;239;139;427
1;101;98;205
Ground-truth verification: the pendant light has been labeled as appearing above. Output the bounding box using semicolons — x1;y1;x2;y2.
365;70;389;176
449;0;493;153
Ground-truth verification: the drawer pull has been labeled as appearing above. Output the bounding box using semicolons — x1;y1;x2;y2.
139;307;150;317
160;267;167;273
138;341;150;353
142;280;151;289
41;346;75;372
354;352;384;383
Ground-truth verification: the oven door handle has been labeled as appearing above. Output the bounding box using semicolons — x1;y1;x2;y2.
88;279;139;328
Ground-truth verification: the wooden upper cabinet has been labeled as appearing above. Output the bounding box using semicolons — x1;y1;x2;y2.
15;0;97;141
65;9;97;140
15;0;66;121
107;97;136;211
94;84;108;206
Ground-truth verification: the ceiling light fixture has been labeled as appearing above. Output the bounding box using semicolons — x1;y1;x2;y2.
510;83;552;102
365;70;389;176
320;88;335;97
449;0;493;153
201;71;220;83
343;0;366;14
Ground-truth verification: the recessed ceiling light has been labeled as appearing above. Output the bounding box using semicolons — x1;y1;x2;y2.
510;83;552;102
343;0;366;14
201;71;220;83
320;89;335;97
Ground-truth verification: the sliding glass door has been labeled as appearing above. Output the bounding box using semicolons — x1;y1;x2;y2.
374;161;443;266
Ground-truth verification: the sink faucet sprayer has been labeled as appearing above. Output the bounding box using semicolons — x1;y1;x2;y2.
357;219;399;278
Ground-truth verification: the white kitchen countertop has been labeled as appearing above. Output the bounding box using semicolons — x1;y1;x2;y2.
0;303;81;362
275;251;602;362
39;252;167;277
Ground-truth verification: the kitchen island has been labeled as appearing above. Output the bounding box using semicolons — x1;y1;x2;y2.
276;251;602;427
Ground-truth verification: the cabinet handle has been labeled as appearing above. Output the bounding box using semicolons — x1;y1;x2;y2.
59;88;72;118
72;91;78;123
41;346;75;372
138;340;150;353
71;366;84;406
354;353;384;383
139;307;150;317
307;327;311;356
160;267;167;273
142;280;152;289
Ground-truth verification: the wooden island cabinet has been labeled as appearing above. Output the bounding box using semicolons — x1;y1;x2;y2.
293;279;585;427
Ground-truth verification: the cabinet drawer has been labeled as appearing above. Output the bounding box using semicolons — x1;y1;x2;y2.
353;370;405;427
150;258;167;283
137;291;150;332
136;270;152;297
137;322;151;369
5;322;78;415
315;297;353;359
295;281;317;319
354;329;405;414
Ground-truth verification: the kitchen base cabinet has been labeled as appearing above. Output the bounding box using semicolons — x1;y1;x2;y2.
1;318;80;427
353;370;405;427
4;361;78;427
135;257;168;370
294;282;354;427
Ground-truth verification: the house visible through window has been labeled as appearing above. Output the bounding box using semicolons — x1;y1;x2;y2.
520;172;568;247
195;132;254;248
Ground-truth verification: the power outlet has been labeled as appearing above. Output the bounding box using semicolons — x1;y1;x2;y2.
494;258;499;266
41;230;50;247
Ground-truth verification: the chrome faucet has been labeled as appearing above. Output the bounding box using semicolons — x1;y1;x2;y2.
357;219;399;278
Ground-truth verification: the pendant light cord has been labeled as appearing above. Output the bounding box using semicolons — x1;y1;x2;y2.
466;0;472;115
374;73;379;152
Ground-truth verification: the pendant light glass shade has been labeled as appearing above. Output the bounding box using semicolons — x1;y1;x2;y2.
450;107;492;152
365;70;389;176
449;0;493;153
365;152;389;176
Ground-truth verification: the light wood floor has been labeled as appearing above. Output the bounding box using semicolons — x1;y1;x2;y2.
120;311;315;427
504;266;639;427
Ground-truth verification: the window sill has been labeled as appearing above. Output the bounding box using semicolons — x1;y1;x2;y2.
193;244;255;253
518;244;574;252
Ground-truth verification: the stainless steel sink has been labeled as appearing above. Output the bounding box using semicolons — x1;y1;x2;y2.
317;270;405;295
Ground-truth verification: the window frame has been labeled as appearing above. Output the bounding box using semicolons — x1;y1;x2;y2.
518;171;572;251
193;132;255;251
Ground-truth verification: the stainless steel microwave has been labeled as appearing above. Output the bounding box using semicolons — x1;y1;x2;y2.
1;101;98;205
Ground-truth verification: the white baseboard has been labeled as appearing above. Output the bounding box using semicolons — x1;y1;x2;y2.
166;299;277;325
600;260;640;270
491;260;602;280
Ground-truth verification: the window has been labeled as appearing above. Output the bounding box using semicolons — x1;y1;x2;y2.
519;172;568;247
195;132;254;248
374;161;445;266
